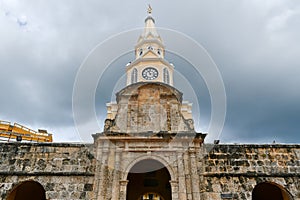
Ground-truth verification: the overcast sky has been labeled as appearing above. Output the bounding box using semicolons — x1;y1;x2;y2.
0;0;299;144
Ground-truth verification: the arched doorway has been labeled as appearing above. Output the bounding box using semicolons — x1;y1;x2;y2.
252;182;293;200
126;159;171;200
6;180;46;200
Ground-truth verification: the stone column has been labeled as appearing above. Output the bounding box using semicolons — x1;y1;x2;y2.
106;145;116;199
96;141;110;200
111;149;121;200
177;152;187;200
183;150;192;199
190;151;201;199
170;180;179;200
93;140;103;200
119;180;128;200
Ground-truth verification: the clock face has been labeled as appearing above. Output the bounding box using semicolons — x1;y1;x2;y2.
142;67;159;80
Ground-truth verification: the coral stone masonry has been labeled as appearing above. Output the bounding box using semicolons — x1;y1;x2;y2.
0;143;299;199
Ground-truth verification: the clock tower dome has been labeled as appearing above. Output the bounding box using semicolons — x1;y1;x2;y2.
126;6;174;86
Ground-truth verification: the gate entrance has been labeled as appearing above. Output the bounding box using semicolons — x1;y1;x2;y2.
126;159;171;200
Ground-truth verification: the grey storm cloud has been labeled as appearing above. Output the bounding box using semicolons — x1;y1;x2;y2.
0;0;299;143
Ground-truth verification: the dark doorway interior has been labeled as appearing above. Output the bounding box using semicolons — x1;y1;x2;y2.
7;181;46;200
127;159;171;200
252;182;293;200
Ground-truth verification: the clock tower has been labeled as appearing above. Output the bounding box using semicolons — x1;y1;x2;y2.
126;6;174;86
94;6;206;200
105;6;194;132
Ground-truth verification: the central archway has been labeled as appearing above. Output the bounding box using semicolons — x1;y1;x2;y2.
126;159;172;200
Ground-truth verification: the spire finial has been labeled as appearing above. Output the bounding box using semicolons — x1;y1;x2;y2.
147;4;152;14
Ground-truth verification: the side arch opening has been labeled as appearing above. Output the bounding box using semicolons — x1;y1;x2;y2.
252;182;293;200
6;180;46;200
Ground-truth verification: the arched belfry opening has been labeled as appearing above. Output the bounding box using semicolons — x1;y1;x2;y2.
126;159;171;200
252;182;293;200
6;180;46;200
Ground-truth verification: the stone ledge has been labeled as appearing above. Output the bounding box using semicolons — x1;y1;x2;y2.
0;142;93;148
206;144;300;148
0;171;94;176
202;172;300;177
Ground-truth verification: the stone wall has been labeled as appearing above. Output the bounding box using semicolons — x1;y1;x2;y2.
0;142;299;200
0;142;95;200
203;144;300;200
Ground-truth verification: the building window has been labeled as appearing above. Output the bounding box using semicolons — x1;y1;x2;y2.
163;68;169;84
139;49;143;56
157;49;161;55
131;68;138;84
